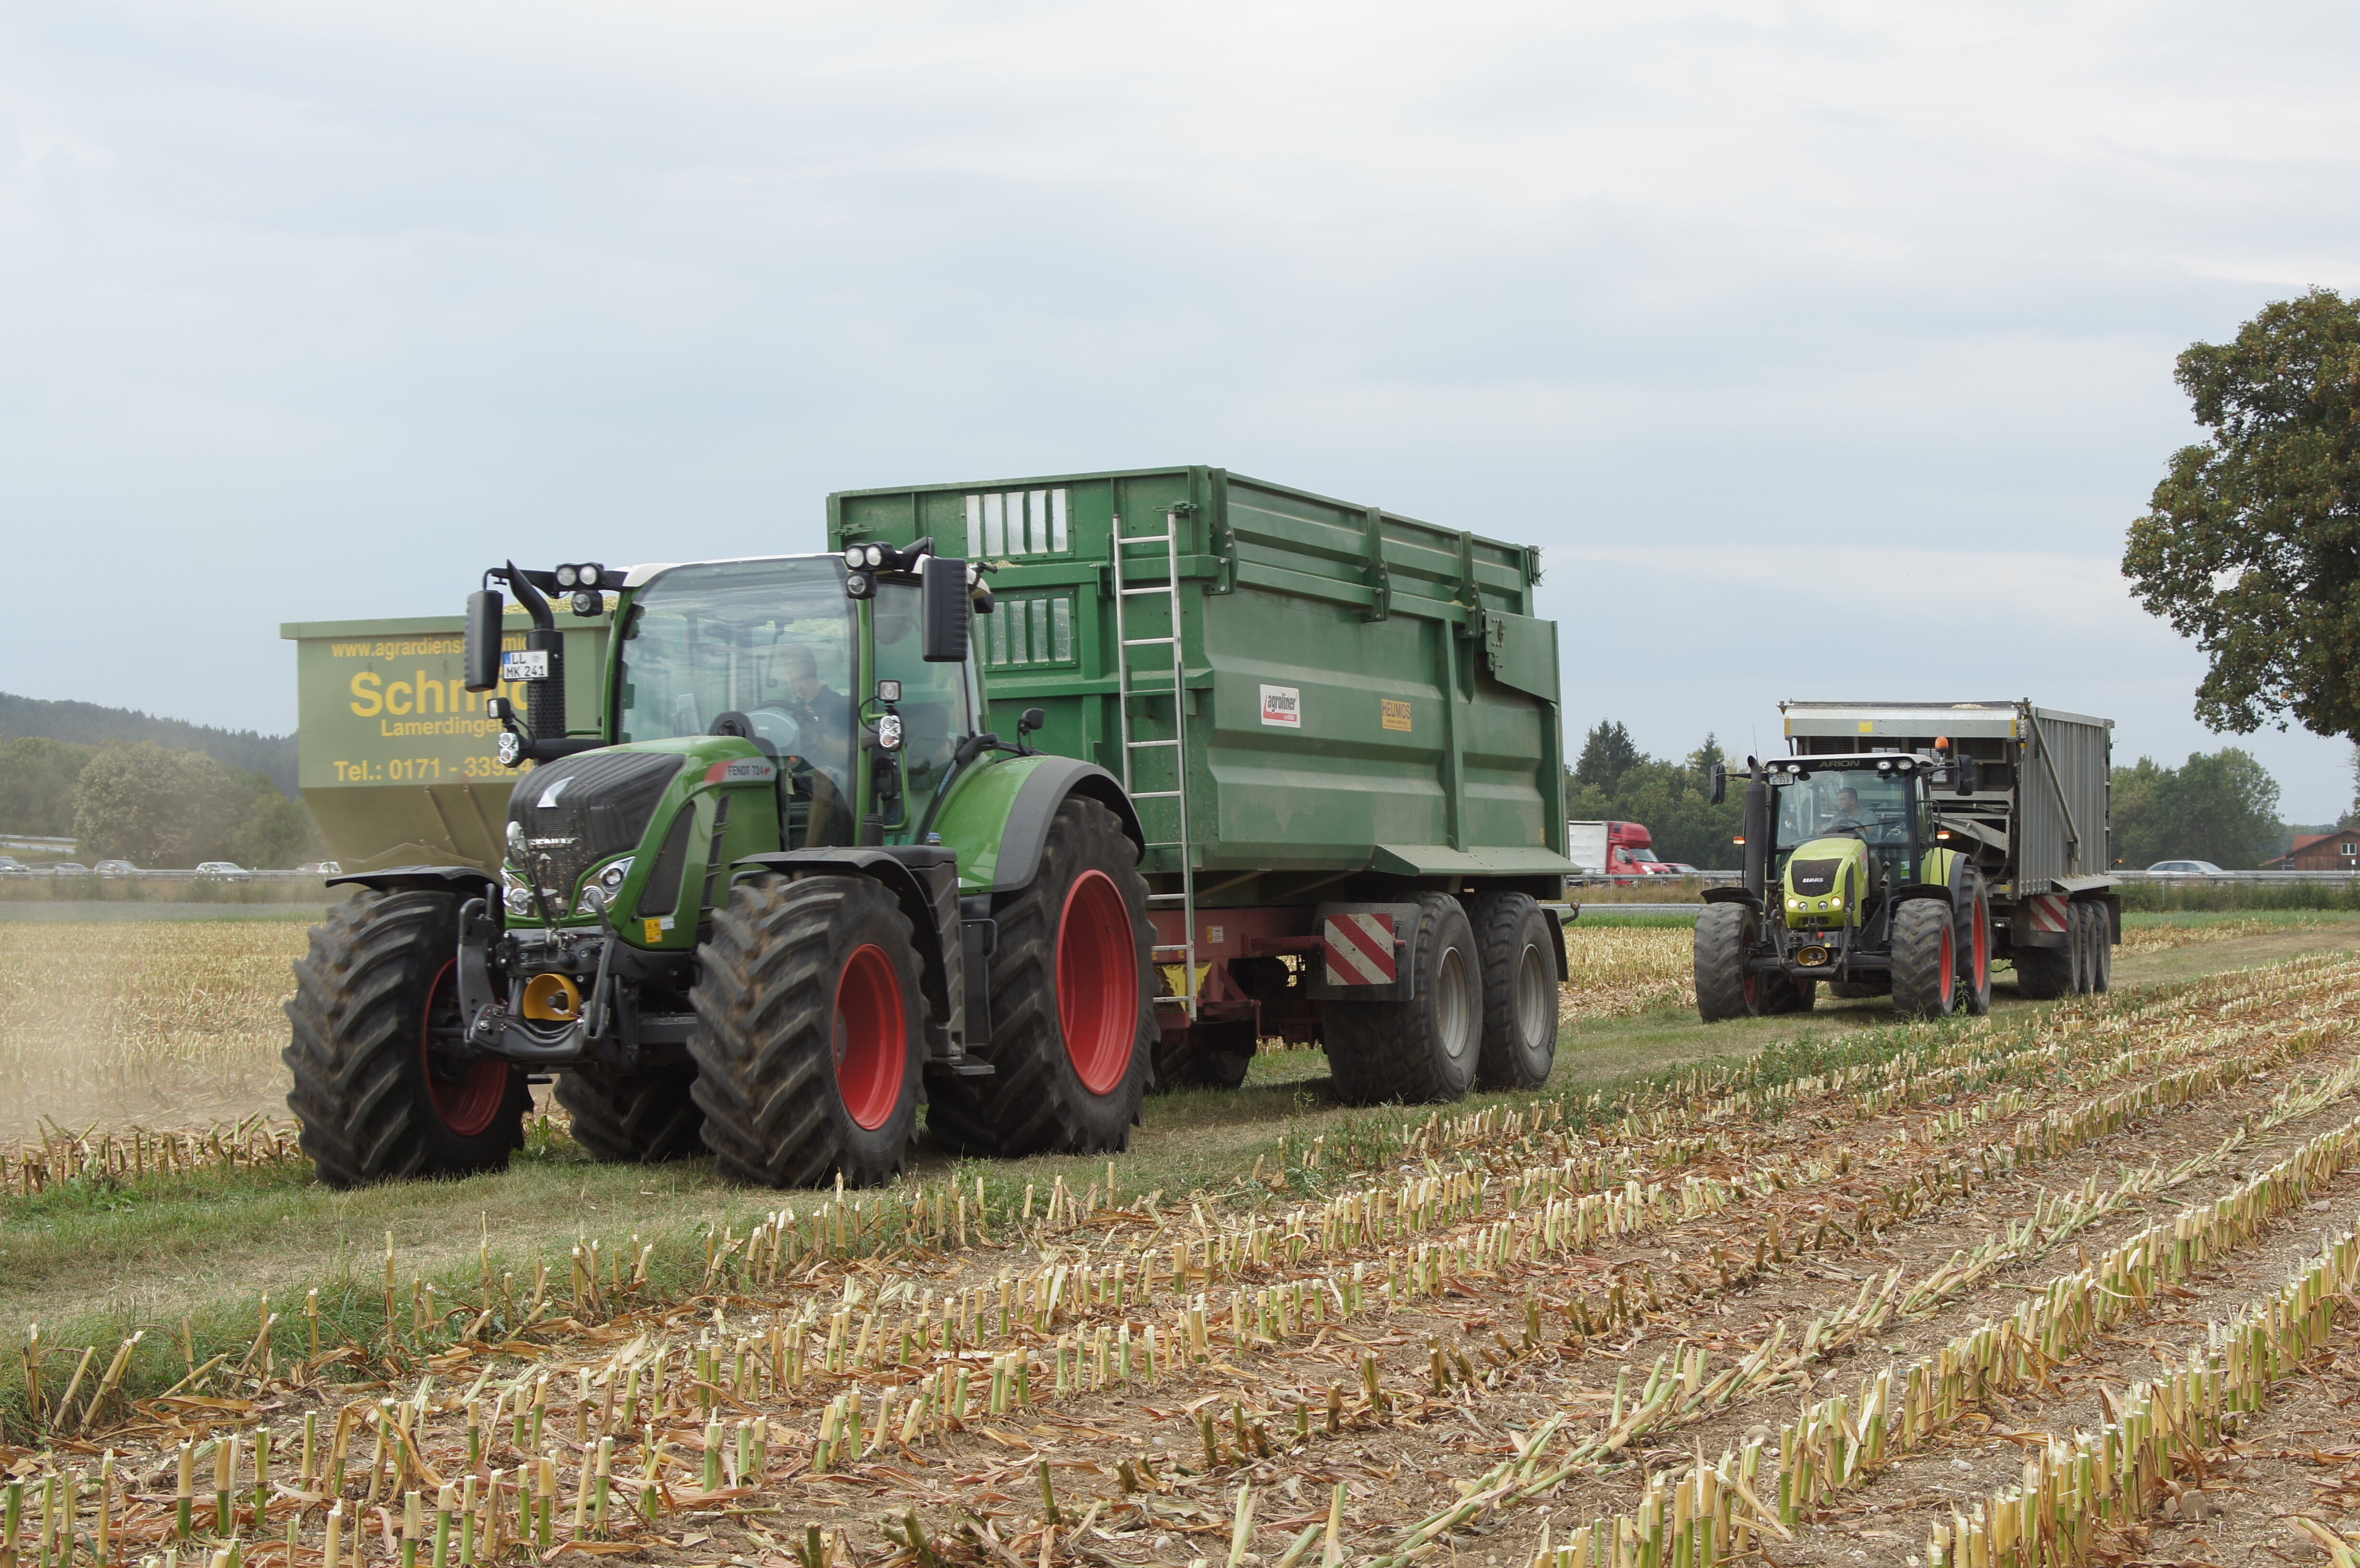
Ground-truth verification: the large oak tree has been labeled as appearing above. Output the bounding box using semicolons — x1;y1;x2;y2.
2125;289;2360;744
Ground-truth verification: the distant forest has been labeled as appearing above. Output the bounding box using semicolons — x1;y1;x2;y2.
0;691;296;796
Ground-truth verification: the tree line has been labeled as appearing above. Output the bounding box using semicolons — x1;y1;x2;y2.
1567;719;2311;871
0;735;321;868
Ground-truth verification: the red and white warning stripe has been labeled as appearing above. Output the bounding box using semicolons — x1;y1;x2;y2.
1323;913;1398;985
2024;894;2069;935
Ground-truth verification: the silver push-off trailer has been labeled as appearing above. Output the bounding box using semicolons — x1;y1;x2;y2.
1777;699;2118;994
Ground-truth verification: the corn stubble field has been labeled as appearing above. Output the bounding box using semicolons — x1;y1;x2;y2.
5;915;2360;1568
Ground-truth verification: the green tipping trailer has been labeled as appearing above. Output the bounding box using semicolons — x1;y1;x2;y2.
281;609;612;871
830;465;1577;1093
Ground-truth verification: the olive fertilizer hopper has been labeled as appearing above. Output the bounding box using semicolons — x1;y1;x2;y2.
283;466;1578;1190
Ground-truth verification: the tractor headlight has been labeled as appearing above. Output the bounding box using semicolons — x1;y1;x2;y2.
599;858;632;894
1788;897;1803;911
556;564;578;587
864;544;885;567
501;863;533;917
1829;895;1843;909
844;547;865;568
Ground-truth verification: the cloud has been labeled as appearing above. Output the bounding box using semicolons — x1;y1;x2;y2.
2;0;2358;816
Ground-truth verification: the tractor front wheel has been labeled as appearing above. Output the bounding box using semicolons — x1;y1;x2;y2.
1693;903;1761;1022
554;1065;705;1164
689;873;925;1188
926;796;1154;1156
1890;898;1957;1018
283;890;529;1188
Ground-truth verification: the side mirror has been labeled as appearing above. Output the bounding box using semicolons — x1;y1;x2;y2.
922;556;971;662
464;589;504;692
1708;763;1727;806
1954;758;1978;797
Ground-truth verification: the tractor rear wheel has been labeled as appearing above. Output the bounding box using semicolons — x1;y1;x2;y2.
1467;892;1558;1090
1890;897;1956;1018
926;796;1154;1156
689;873;925;1188
1693;903;1761;1022
1325;894;1481;1105
554;1066;704;1164
283;890;529;1188
1955;870;1993;1016
1152;1019;1256;1091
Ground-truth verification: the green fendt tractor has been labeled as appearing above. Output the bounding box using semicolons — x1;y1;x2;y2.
283;541;1156;1188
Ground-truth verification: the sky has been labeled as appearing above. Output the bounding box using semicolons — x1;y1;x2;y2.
4;1;2359;820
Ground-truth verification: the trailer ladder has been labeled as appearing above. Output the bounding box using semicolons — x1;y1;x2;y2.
1110;509;1196;1021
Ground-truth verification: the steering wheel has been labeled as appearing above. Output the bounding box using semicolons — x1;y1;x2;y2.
710;709;800;759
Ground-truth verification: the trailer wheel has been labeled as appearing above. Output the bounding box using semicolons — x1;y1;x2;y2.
1324;894;1481;1105
283;890;529;1188
689;873;925;1188
1693;903;1761;1022
1466;892;1558;1090
927;796;1153;1156
2089;903;2113;992
553;1066;704;1164
1955;870;1992;1016
1890;897;1956;1018
2013;939;2069;1000
2068;901;2106;995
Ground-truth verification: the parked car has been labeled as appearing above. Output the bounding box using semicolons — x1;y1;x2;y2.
295;860;343;875
2146;859;2225;875
194;861;253;881
0;856;30;876
49;862;92;877
93;860;139;876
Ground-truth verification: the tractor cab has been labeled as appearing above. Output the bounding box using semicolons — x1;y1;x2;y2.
1767;754;1930;942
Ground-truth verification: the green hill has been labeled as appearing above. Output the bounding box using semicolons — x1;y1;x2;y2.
0;692;296;796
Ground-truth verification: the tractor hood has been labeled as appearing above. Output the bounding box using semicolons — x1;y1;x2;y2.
1783;836;1868;930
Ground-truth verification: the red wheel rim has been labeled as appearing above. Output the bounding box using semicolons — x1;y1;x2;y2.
1939;924;1955;1002
834;944;908;1131
422;959;507;1137
1057;870;1137;1095
1972;898;1990;990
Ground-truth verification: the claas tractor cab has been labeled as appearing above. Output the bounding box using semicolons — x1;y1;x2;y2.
284;541;1156;1189
1691;748;1993;1019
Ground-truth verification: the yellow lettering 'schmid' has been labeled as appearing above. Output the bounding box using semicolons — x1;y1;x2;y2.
349;670;383;717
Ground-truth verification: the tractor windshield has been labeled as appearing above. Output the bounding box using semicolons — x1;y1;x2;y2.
615;558;857;842
1772;765;1917;879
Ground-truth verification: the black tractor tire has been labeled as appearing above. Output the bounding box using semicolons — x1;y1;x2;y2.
2014;940;2071;1000
283;890;529;1188
1955;869;1993;1016
1152;1020;1256;1092
689;873;927;1188
1890;897;1957;1018
2089;903;2114;992
554;1065;705;1164
1763;975;1818;1013
1693;903;1762;1022
1827;979;1888;1000
1324;893;1481;1106
1466;892;1559;1090
926;796;1154;1157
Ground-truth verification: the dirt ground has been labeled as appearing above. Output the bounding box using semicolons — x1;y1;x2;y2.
8;929;2360;1568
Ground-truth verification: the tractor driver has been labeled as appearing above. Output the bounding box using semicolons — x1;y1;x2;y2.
1831;786;1866;830
778;644;851;775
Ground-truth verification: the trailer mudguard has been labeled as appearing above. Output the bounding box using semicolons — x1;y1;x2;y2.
327;865;500;898
929;754;1145;895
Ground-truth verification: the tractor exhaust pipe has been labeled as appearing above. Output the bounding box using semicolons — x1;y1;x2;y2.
1742;758;1768;903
